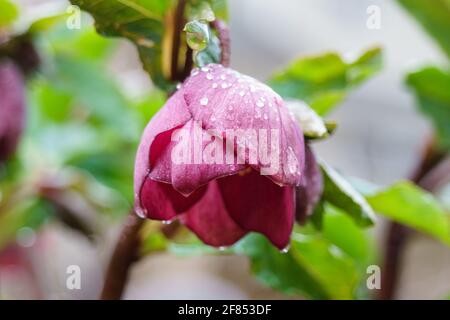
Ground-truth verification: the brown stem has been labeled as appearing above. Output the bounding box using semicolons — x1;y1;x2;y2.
170;0;187;81
100;213;144;300
211;19;231;67
378;137;447;300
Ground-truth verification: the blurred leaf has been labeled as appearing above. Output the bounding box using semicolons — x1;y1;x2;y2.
0;198;51;251
367;181;450;246
397;0;450;59
28;13;71;34
234;228;363;300
406;66;450;150
47;54;139;140
70;0;173;90
269;47;382;115
320;161;376;227
0;0;18;28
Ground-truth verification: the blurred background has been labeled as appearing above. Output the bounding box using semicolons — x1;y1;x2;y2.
1;0;449;299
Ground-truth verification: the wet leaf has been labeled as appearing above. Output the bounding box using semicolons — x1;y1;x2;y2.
269;47;382;115
406;66;450;150
397;0;450;59
320;161;376;227
367;181;450;246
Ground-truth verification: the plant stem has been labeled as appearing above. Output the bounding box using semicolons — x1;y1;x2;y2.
100;213;144;300
378;137;447;300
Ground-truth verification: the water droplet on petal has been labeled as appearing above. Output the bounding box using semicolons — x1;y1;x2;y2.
280;245;290;254
176;83;182;89
162;219;174;225
212;83;218;88
200;97;209;106
191;68;199;76
210;115;216;121
218;246;227;251
206;73;213;80
256;100;264;108
239;90;245;97
201;67;210;72
220;74;226;80
228;105;233;111
263;113;268;120
287;147;299;174
135;207;147;218
221;83;228;89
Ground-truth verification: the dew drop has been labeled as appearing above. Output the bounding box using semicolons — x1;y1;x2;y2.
162;219;173;225
212;83;218;88
280;245;290;254
191;68;199;76
228;105;233;111
176;83;182;89
220;74;226;80
135;207;147;218
263;113;268;120
210;115;216;121
206;73;213;80
221;83;229;89
218;246;227;251
201;67;210;72
200;97;209;106
239;90;245;97
256;100;264;108
287;147;299;174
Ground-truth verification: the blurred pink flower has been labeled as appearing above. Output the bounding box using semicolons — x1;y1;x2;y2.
0;60;25;162
134;64;305;249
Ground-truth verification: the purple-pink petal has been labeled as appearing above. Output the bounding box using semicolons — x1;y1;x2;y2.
217;169;295;250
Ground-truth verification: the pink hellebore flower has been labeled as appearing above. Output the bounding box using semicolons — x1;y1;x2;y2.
134;64;305;249
0;60;25;162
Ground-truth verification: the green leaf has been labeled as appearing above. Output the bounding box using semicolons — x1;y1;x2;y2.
406;66;450;150
397;0;450;59
321;204;373;264
269;47;382;115
0;0;18;28
367;181;450;246
234;228;363;300
69;0;173;90
320;161;376;226
0;198;52;251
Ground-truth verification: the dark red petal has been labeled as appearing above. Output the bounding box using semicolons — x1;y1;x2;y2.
140;178;206;220
217;170;295;249
296;144;323;224
180;180;246;247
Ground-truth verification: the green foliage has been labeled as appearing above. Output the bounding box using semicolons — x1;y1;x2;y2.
367;181;450;246
233;206;373;300
0;0;18;28
319;161;376;227
406;66;450;150
69;0;173;90
397;0;450;59
269;47;382;115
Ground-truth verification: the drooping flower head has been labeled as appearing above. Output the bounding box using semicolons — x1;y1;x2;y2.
134;64;306;249
0;60;25;162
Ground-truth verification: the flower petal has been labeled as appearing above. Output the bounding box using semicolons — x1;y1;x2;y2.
181;64;305;187
140;178;206;220
295;144;323;224
217;169;295;249
180;180;246;247
134;91;192;215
